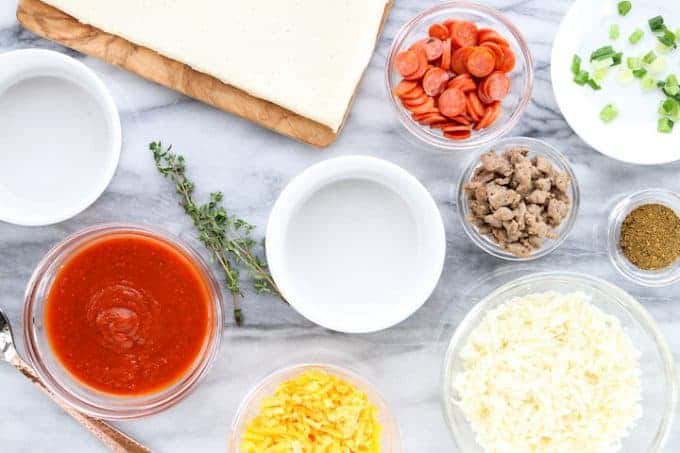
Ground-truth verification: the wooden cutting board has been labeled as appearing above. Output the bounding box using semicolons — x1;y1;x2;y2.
16;0;393;147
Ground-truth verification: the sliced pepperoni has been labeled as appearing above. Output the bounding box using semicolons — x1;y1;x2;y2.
478;29;509;47
400;85;424;100
444;129;472;140
450;21;478;48
480;41;505;70
442;124;471;133
409;96;437;114
395;50;420;77
483;71;511;101
451;47;473;75
443;19;459;36
415;112;448;125
423;37;444;61
440;38;452;71
452;115;472;126
498;46;516;73
422;67;449;97
403;94;429;108
448;73;476;93
438;87;467;118
474;101;501;129
392;80;418;97
466;91;487;118
466;47;496;78
428;23;450;40
403;52;429;81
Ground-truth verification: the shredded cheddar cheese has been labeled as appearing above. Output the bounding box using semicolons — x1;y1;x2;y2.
240;369;382;452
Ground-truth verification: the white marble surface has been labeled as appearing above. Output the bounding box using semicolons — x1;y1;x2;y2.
0;0;678;451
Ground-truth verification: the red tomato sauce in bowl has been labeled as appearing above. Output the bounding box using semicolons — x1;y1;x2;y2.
44;232;213;396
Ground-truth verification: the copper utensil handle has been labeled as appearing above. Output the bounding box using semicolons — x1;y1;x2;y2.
10;355;152;453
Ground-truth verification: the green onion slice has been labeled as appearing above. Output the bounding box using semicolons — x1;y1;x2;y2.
629;28;644;44
600;103;619;122
618;1;632;16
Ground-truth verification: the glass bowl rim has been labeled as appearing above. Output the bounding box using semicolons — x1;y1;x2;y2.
22;222;225;420
606;188;680;287
441;270;678;452
227;362;403;451
384;0;535;151
456;136;581;261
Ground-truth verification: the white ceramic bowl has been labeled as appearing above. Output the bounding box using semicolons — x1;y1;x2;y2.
266;156;446;333
0;49;121;226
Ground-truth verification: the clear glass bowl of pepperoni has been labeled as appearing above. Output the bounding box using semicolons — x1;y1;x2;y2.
386;1;533;151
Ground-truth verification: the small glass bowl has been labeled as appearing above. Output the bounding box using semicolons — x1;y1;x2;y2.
227;363;402;452
456;136;580;261
442;271;678;452
22;223;224;420
385;1;533;151
607;189;680;287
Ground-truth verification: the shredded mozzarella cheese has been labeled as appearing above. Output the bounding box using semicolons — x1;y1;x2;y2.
453;291;642;453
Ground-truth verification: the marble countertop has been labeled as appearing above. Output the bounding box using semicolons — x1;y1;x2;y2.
0;0;678;451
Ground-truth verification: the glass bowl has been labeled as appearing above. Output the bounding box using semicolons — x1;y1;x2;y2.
385;0;533;151
456;136;580;261
442;271;677;452
227;363;402;452
22;223;224;420
607;189;680;287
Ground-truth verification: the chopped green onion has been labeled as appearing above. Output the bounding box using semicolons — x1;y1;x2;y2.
618;1;632;16
641;74;657;91
612;52;623;66
648;56;666;74
642;51;657;64
629;28;644;44
627;56;642;70
658;117;674;133
593;57;614;70
664;74;680;96
590;45;615;61
633;68;647;78
571;54;582;75
587;78;602;90
600;103;619;123
658;30;677;48
574;70;590;85
659;98;680;119
617;67;634;84
656;42;672;54
649;16;665;32
609;24;620;40
676;28;680;40
593;67;609;81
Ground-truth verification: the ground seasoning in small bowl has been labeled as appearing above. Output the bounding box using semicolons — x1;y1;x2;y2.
619;203;680;270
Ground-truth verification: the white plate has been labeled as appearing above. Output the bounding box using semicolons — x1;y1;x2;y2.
266;156;446;333
552;0;680;165
0;49;121;226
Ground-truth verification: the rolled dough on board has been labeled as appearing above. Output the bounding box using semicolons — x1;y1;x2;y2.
39;0;388;133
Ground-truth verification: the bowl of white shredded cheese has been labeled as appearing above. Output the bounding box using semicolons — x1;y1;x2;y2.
442;271;677;453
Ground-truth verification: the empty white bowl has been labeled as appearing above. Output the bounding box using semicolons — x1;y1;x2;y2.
266;156;446;333
0;49;121;226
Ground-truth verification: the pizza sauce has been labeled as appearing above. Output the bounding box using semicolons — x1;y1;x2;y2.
45;232;214;396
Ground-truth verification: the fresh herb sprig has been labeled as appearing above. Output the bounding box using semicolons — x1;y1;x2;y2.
150;141;281;325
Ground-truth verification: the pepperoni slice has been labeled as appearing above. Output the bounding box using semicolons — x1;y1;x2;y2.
448;73;476;93
395;50;419;77
415;112;448;125
443;19;460;37
466;91;487;118
483;71;511;101
444;129;472;140
403;50;429;81
423;37;444;61
403;94;429;108
499;46;516;73
474;101;501;129
478;29;509;47
400;85;424;100
409;96;437;114
480;41;505;70
450;21;478;48
438;87;467;118
451;47;473;75
392;80;418;97
466;47;496;78
422;67;449;97
440;39;452;71
428;23;450;40
442;124;471;133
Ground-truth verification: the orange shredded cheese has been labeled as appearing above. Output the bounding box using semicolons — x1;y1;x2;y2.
240;369;382;452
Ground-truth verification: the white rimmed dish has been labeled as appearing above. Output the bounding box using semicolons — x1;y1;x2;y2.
266;156;446;333
442;271;678;452
227;363;402;452
0;49;121;226
552;0;680;165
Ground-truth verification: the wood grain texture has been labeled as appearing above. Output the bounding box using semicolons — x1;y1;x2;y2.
16;0;392;148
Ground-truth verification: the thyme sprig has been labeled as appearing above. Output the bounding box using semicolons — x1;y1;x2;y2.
150;141;280;325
